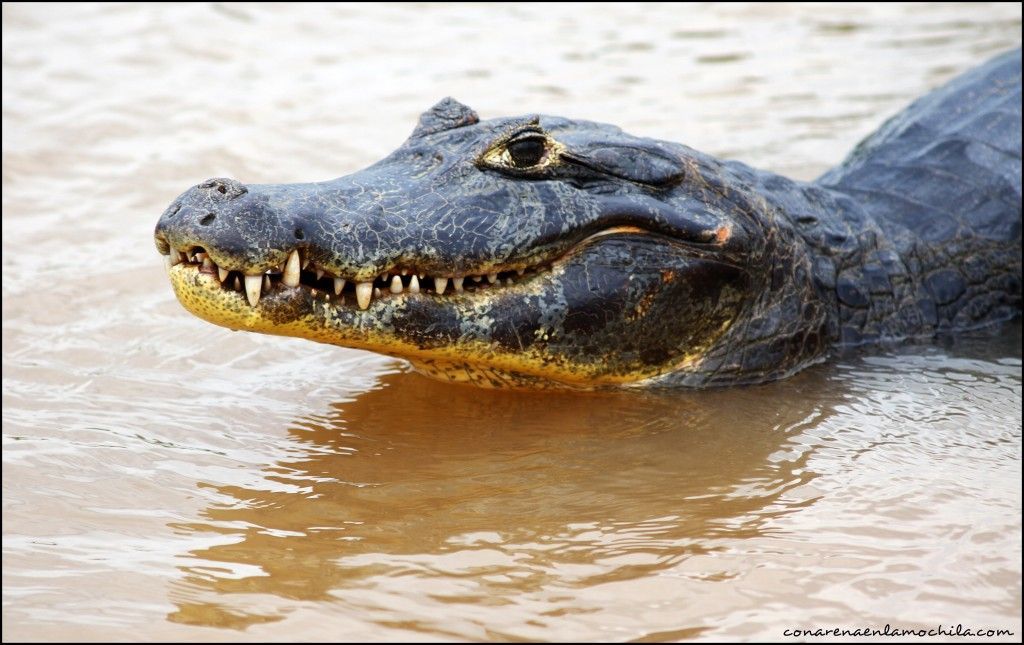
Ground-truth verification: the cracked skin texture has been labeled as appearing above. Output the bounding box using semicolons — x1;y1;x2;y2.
155;49;1022;390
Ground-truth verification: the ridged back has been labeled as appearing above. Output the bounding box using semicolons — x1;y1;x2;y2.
818;48;1021;247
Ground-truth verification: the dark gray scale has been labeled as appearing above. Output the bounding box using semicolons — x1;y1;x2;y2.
815;48;1021;345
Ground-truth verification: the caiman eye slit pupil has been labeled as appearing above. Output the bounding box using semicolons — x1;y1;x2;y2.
507;137;546;168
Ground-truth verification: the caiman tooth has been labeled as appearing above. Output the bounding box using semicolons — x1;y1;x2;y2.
435;277;448;295
169;251;183;266
487;272;497;284
195;252;208;262
400;268;408;276
201;257;214;272
263;274;272;292
316;268;324;280
516;268;524;276
233;276;241;291
409;275;420;294
218;267;229;282
163;255;174;272
302;256;310;270
244;275;262;307
333;278;346;295
355;282;373;310
374;287;382;298
453;277;464;293
389;275;403;294
283;249;301;287
472;275;483;282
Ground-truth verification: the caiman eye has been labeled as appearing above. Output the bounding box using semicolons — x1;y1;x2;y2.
507;136;547;168
479;128;560;172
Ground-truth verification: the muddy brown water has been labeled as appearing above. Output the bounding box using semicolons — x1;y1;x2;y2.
2;3;1021;641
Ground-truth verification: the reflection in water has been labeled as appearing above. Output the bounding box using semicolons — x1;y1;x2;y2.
167;368;840;634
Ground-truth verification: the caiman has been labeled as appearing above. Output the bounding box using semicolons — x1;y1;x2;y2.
154;49;1022;389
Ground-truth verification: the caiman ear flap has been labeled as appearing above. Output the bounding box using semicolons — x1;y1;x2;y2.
560;133;687;187
411;97;480;138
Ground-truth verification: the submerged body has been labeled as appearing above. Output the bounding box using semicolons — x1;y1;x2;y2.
155;49;1022;389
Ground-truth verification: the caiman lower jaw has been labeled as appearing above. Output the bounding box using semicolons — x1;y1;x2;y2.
164;260;620;390
163;225;666;389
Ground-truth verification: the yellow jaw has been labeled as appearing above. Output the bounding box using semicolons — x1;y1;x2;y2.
168;264;669;390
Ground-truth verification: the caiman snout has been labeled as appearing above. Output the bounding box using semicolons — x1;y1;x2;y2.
155;177;250;241
154;176;299;270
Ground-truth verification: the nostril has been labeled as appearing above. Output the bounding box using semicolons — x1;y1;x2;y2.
200;213;216;226
198;178;248;200
294;228;305;240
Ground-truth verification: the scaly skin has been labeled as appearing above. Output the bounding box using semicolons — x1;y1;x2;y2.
154;49;1022;389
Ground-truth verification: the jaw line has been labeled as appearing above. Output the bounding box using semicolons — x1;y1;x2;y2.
169;224;654;318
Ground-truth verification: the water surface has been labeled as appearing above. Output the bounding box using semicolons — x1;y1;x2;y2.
3;2;1021;641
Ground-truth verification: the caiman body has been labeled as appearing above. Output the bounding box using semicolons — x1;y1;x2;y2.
154;49;1022;389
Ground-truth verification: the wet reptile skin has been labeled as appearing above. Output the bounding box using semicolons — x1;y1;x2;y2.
154;49;1022;389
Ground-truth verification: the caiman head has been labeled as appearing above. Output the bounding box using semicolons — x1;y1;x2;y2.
155;98;826;389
